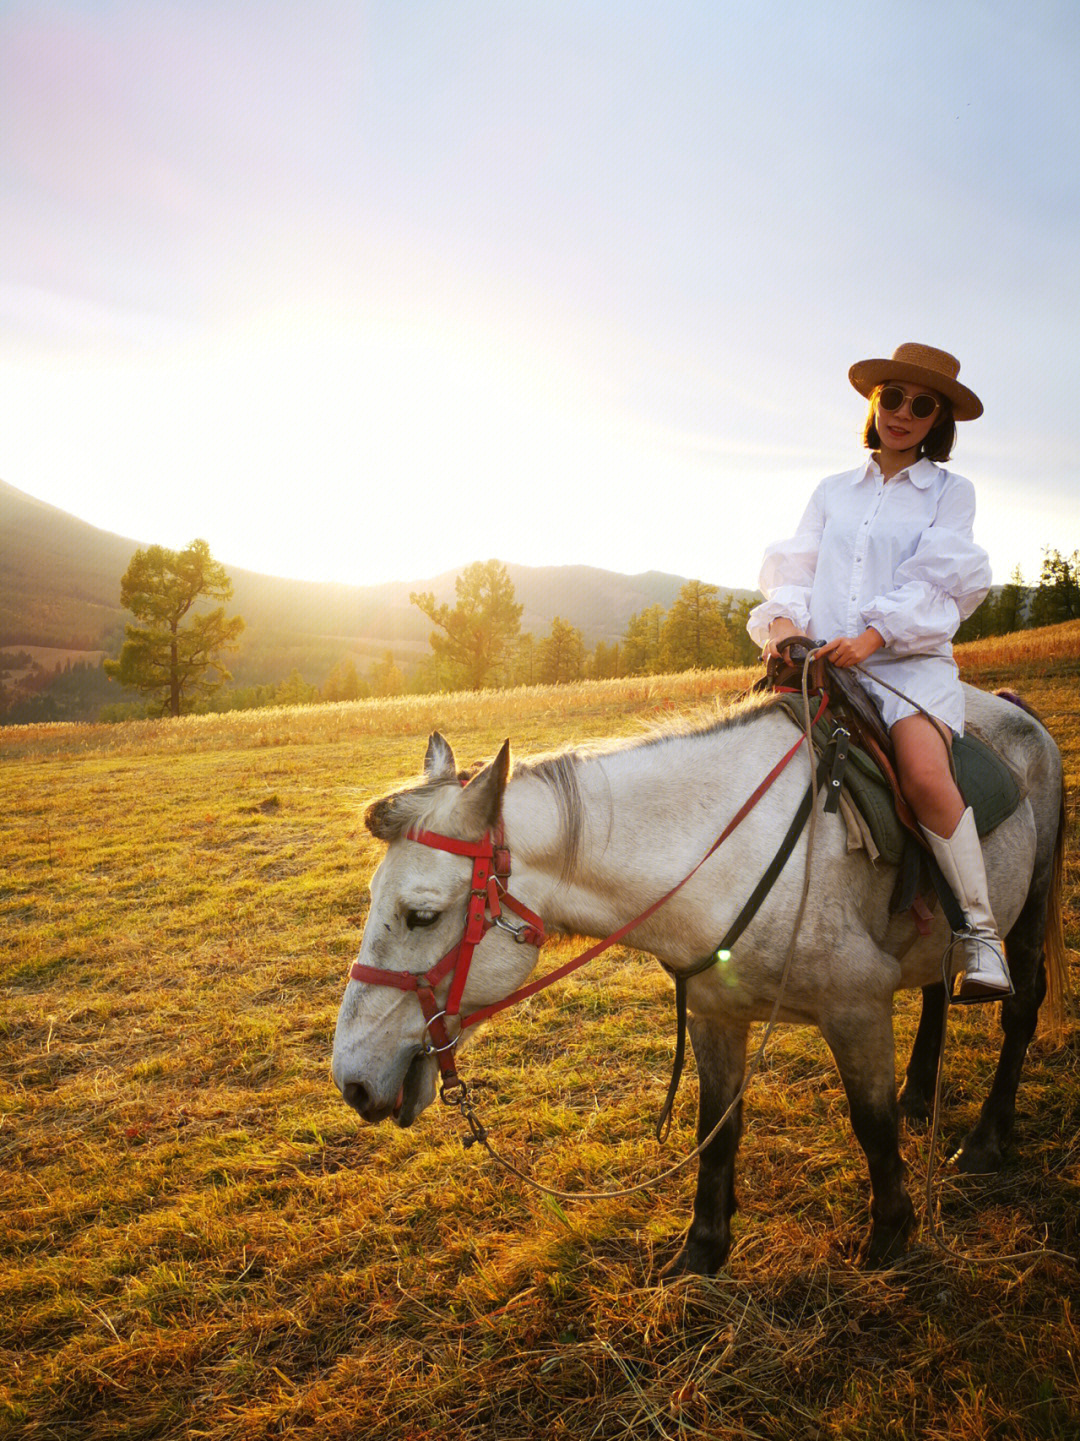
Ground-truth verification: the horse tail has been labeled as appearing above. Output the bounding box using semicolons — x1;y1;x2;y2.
995;689;1070;1034
994;688;1043;722
1042;786;1069;1034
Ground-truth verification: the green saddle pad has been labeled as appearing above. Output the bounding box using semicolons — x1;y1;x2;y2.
775;699;1022;867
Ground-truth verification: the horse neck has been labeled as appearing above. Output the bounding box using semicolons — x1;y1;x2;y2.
501;710;789;939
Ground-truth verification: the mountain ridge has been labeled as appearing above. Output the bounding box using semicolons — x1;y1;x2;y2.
0;478;751;681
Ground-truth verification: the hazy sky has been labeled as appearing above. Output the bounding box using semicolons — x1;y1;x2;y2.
2;1;1077;591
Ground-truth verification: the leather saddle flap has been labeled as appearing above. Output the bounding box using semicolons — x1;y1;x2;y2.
952;728;1022;836
773;696;1022;868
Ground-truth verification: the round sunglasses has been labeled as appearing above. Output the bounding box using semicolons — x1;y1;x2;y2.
877;385;940;420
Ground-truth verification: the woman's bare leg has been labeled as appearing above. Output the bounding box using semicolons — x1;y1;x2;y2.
890;714;963;833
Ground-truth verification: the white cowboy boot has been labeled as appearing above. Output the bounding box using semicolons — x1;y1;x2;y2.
924;808;1013;1003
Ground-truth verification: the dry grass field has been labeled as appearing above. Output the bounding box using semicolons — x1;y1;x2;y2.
3;623;1079;1440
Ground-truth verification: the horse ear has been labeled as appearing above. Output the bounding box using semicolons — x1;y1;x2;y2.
424;732;457;782
365;795;402;841
459;739;510;832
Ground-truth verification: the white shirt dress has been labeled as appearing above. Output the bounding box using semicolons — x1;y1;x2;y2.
746;457;992;735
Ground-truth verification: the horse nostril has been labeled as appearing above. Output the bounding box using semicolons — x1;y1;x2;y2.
341;1081;370;1115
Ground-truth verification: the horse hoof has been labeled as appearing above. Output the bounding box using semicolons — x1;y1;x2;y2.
659;1235;730;1280
951;1135;1005;1174
897;1087;931;1126
860;1203;916;1268
859;1234;910;1269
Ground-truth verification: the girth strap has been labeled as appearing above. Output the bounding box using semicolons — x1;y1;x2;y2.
655;744;834;1142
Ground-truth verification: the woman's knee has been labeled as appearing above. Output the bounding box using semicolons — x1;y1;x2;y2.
893;731;964;832
892;721;955;809
898;762;946;814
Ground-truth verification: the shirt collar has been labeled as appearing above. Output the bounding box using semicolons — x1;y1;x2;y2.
861;455;939;489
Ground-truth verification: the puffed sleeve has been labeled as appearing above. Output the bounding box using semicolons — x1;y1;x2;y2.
745;480;827;646
861;474;991;655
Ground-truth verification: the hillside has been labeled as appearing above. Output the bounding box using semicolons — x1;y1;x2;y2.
0;478;742;680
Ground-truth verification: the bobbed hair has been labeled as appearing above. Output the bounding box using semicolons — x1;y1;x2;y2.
862;386;956;462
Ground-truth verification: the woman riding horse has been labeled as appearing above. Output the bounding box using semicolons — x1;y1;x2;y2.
747;342;1011;1003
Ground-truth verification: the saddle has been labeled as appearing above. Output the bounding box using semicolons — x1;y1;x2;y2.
755;637;1022;917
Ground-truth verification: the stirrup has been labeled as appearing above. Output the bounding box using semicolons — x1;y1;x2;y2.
946;929;1014;1005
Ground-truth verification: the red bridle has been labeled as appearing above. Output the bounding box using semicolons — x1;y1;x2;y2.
347;695;826;1102
348;821;546;1097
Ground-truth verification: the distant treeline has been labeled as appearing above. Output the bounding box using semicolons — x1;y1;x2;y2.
3;548;1076;725
954;548;1080;643
0;655;116;726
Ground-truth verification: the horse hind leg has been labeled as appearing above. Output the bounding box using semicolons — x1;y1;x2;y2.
951;886;1050;1173
952;776;1064;1174
897;952;1041;1172
822;1003;916;1266
662;1015;748;1278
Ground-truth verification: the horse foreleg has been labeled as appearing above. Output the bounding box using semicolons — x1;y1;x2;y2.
898;983;947;1124
662;1016;748;1278
823;1006;916;1266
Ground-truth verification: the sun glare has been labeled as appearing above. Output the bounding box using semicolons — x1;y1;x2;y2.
5;288;768;588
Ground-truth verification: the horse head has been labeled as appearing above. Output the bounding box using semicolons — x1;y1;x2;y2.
332;732;541;1126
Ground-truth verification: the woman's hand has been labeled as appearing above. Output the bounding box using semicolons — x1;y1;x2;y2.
815;628;885;669
762;616;803;663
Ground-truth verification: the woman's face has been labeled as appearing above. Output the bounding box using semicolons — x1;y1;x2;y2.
874;381;943;454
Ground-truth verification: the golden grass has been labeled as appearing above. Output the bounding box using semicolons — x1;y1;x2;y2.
956;617;1080;678
0;668;756;762
2;626;1079;1440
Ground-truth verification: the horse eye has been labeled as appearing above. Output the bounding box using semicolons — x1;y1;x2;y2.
406;909;440;930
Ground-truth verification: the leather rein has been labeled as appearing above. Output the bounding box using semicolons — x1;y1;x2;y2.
349;688;832;1125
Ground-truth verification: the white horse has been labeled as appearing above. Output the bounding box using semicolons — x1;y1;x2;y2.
332;685;1065;1273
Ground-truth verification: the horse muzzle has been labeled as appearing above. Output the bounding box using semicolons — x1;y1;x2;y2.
335;1048;436;1128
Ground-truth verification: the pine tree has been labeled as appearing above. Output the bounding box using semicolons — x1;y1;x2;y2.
621;604;666;675
511;633;537;687
369;650;405;697
104;540;244;717
411;560;523;691
538;617;585;685
277;670;319;706
955;592;997;642
322;658;364;702
661;580;726;670
722;595;763;667
1028;548;1080;628
590;639;620;680
995;565;1029;635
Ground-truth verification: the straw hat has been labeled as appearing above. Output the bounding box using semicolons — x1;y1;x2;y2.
849;342;983;421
